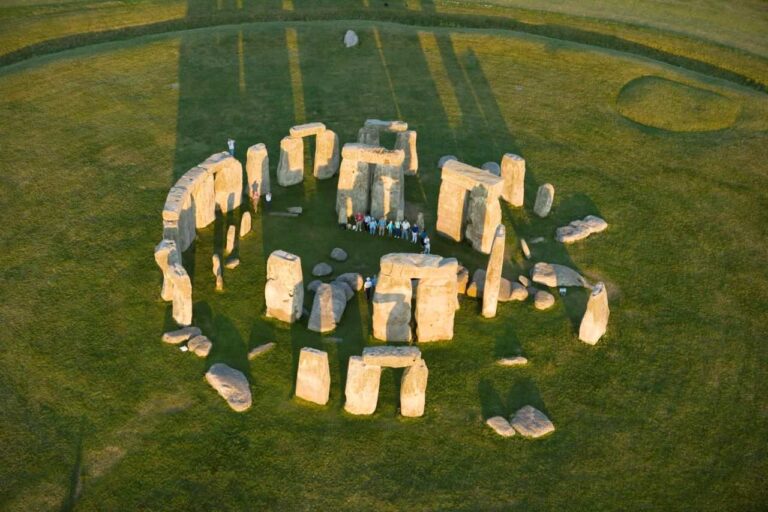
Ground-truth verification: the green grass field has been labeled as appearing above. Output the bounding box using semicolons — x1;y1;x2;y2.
0;2;766;511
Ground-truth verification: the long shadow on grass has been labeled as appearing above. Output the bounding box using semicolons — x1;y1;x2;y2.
58;427;84;512
478;377;548;420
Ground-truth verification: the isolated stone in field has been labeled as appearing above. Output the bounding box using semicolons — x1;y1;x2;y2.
287;206;303;215
520;238;531;259
308;283;348;333
205;363;251;412
225;257;240;269
330;247;348;261
295;347;331;405
265;250;303;323
240;212;251;237
344;29;359;47
312;262;333;277
500;153;525;206
482;224;505;318
531;262;588;288
534;290;555;310
395;130;419;176
556;215;608;243
481;161;501;176
248;342;275;360
344;356;382;415
497;356;528;366
225;225;236;256
486;416;516;437
162;326;201;344
510;405;555;438
438;155;457;168
307;279;323;293
579;282;609;344
533;183;555;217
336;272;364;292
456;266;470;294
246;143;270;198
276;135;304;187
362;345;421;368
187;335;212;357
400;359;429;417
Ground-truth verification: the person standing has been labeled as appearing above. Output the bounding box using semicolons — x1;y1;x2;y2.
250;188;260;213
227;138;235;156
378;217;386;236
423;235;431;254
355;212;364;231
364;277;373;301
394;220;401;238
411;223;419;243
401;219;410;240
265;192;272;210
386;220;394;237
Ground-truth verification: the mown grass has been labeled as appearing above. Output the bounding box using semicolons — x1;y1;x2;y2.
0;14;767;512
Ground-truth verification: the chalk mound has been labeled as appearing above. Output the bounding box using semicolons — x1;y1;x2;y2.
616;76;739;132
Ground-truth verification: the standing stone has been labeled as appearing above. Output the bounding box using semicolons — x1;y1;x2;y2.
510;405;555;438
154;239;180;301
170;263;192;326
395;130;418;176
579;282;609;344
225;225;236;256
265;250;303;323
240;211;252;238
212;254;223;292
400;359;428;417
212;155;243;214
246;143;270;198
336;145;373;217
314;129;340;179
435;179;466;241
456;266;470;294
372;275;413;342
482;162;501;176
533;183;555;218
343;29;359;48
344;356;382;415
190;168;215;228
295;347;331;405
357;125;379;146
205;363;252;412
500;153;525;206
465;185;502;254
438;155;457;168
308;283;348;333
276;136;304;187
415;272;458;341
482;224;506;318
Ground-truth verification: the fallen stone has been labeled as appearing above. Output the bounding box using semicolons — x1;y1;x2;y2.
556;215;608;244
400;359;428;417
518;275;530;287
248;342;275;360
497;356;528;366
344;356;382;415
362;346;421;368
268;212;299;218
534;290;555;310
438;155;457;168
205;363;251;412
336;272;364;292
286;206;303;215
579;282;609;345
162;326;201;344
324;337;344;344
466;269;486;298
529;237;545;244
510;405;555;438
533;183;555;218
240;211;252;237
481;162;501;176
456;266;470;294
330;247;348;261
308;283;348;333
498;279;528;302
312;262;333;277
225;225;236;256
224;257;240;269
187;335;212;357
486;416;516;437
344;30;359;47
531;262;588;288
307;279;323;293
295;347;331;405
520;238;531;259
331;280;354;301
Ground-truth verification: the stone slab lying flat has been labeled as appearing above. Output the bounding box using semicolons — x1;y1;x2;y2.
162;326;201;344
510;405;555;438
486;416;516;437
205;363;252;412
362;346;421;368
497;356;528;366
531;262;588;288
289;122;326;138
248;342;276;360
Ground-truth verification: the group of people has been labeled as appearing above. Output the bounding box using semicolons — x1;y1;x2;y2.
342;213;431;254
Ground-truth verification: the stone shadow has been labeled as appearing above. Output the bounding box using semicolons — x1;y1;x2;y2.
478;377;548;420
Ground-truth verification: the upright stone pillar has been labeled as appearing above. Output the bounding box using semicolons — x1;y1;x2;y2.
191;170;216;228
264;250;304;323
295;348;331;405
534;183;555;218
314;129;340;179
395;130;418;176
344;356;382;415
415;272;458;342
482;224;506;318
436;180;467;241
372;275;413;342
501;153;525;206
371;163;403;220
170;263;192;326
400;359;428;417
246;143;270;197
276;136;304;187
579;282;609;344
336;157;371;217
154;239;180;301
357;125;379;146
213;156;243;213
465;186;502;254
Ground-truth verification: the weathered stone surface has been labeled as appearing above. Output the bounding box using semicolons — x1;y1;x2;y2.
224;257;240;270
534;183;555;218
520;238;531;259
486;416;516;437
204;153;243;214
212;254;223;290
344;29;359;47
331;280;354;301
482;161;501;175
579;282;609;344
342;144;405;165
518;275;530;287
357;125;379;146
362;346;421;368
314;129;340;179
248;342;275;359
400;359;428;417
295;348;331;405
187;335;212;357
510;405;555;438
312;262;333;277
415;272;458;342
154;239;180;301
330;248;347;261
265;250;303;323
497;356;528;366
435;180;466;242
205;363;251;412
467;268;486;298
372;275;413;342
482;224;506;318
556;215;608;243
370;161;404;220
438;155;457;168
500;153;525;206
162;326;201;344
246;143;270;197
466;186;503;254
290;121;326;138
395;130;418;176
441;160;504;197
531;262;588;288
498;279;528;302
364;119;408;132
286;206;303;215
336;146;373;216
191;169;216;228
456;266;470;294
529;237;545;244
534;290;555;310
240;212;251;238
308;283;348;333
344;356;382;415
336;272;364;292
307;280;323;293
170;264;192;326
225;225;236;256
276;136;304;187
